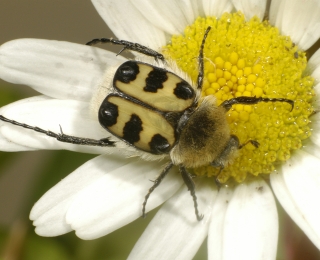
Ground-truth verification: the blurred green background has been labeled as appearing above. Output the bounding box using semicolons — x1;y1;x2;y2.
0;1;319;259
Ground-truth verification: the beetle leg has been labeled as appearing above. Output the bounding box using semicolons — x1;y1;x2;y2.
0;115;115;147
180;166;203;221
220;96;294;112
142;162;174;218
86;38;165;62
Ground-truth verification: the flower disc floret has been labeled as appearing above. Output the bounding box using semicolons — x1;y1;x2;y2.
164;12;314;183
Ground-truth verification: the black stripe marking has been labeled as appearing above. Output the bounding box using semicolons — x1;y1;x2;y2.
143;68;168;93
174;82;195;100
123;114;143;144
149;134;171;154
115;61;139;83
99;99;119;127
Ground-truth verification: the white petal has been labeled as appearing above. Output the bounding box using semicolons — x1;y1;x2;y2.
203;0;233;17
310;108;320;124
0;96;50;151
66;160;182;240
269;0;285;34
271;149;320;250
307;49;320;88
314;83;320;101
207;186;234;259
209;179;278;260
0;133;35;151
128;180;217;260
91;0;166;50
310;118;320;148
30;154;132;236
0;94;51;117
130;0;195;35
301;139;320;160
191;0;205;18
0;39;126;101
309;48;320;80
0;97;114;154
269;0;320;50
178;0;198;25
32;200;73;236
232;0;267;20
312;69;320;86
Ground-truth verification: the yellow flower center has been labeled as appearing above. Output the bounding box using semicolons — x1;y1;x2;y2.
164;12;314;183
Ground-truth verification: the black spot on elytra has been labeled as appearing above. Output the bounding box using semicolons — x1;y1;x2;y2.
174;82;195;100
143;68;168;92
123;114;143;144
115;61;139;83
149;134;171;154
99;99;118;127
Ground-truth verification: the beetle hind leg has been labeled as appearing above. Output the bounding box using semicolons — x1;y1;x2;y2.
211;135;260;187
142;162;174;218
180;166;203;221
0;115;115;147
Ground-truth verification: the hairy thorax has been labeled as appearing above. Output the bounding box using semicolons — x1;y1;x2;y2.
171;96;230;168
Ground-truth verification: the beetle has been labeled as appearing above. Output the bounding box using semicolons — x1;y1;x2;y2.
0;27;293;220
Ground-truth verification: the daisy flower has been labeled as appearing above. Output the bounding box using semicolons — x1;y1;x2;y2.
1;0;320;259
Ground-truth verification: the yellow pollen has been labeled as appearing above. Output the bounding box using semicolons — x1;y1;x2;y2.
164;12;314;183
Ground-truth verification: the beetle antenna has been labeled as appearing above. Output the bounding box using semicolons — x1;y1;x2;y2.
197;26;212;90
